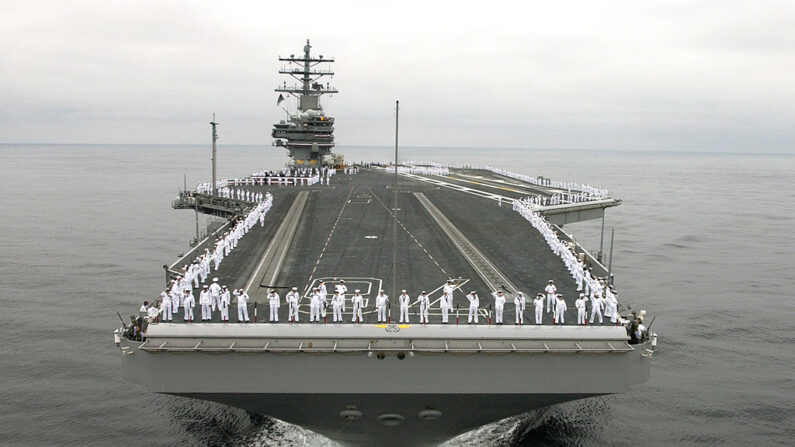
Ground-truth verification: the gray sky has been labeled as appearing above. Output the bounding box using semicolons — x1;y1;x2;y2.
1;1;793;152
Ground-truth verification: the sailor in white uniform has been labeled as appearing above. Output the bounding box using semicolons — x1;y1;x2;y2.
440;292;450;323
169;279;182;314
351;289;364;323
605;289;618;324
234;289;250;322
466;291;479;324
183;289;195;321
286;287;300;322
554;294;567;324
267;290;280;322
335;280;347;312
398;290;410;323
375;290;389;323
209;278;222;312
589;291;604;324
545;280;557;313
199;285;211;321
160;290;172;322
309;288;322;322
317;280;328;318
220;286;231;322
494;290;505;324
534;293;544;324
443;280;456;309
418;291;430;324
575;293;587;325
331;292;343;322
513;291;526;325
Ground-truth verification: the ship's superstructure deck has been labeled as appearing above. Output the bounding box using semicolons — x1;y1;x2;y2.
161;167;621;326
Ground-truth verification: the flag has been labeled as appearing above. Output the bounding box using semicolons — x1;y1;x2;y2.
277;94;285;106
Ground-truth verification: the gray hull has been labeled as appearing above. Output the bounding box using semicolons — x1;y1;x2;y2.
118;324;651;446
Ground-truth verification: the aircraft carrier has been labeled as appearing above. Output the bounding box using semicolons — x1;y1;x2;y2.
115;40;657;447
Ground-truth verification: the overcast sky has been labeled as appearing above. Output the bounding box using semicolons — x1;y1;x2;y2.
1;1;793;152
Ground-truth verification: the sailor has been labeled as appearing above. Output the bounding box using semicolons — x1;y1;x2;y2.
605;289;619;324
418;291;430;324
589;291;604;324
140;301;149;314
443;280;456;308
183;289;195;321
160;290;172;322
554;294;567;324
513;291;525;325
533;293;544;324
351;289;364;323
575;293;586;325
220;285;231;322
635;320;646;341
466;291;479;324
318;280;328;318
544;280;557;313
440;292;450;323
199;285;212;321
169;279;182;314
494;290;505;324
335;280;347;312
209;278;222;312
147;303;160;320
234;289;250;322
267;289;280;322
331;292;343;322
398;290;410;323
309;287;322;322
375;290;388;323
286;287;300;322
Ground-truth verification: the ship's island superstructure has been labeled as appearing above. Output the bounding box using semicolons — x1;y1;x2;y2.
115;41;656;447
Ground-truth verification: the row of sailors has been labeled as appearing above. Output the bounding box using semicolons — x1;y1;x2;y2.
487;166;609;200
146;282;616;326
514;198;619;319
211;187;265;202
524;191;600;208
384;166;450;176
160;197;272;317
144;278;251;322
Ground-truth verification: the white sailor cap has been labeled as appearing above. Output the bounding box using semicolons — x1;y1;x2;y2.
291;287;298;290
557;294;563;297
496;290;503;294
421;291;426;294
579;293;585;297
402;289;406;293
202;285;208;289
446;279;452;283
355;289;361;293
318;279;324;283
340;279;345;283
548;280;554;283
213;278;219;282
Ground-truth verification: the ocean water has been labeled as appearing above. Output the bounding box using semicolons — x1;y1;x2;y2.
0;144;792;446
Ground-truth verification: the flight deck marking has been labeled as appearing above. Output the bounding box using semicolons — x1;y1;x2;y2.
302;187;355;295
368;187;450;277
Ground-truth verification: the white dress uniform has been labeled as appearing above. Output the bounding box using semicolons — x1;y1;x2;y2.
268;292;280;322
220;288;231;321
335;283;348;311
545;282;557;313
331;293;343;322
199;288;211;321
309;291;322;322
286;290;300;322
351;293;364;323
589;293;604;324
443;282;456;309
375;293;388;323
169;281;182;314
466;292;479;323
234;290;250;322
575;295;586;325
418;293;430;323
318;283;328;317
183;291;195;321
398;292;410;323
160;291;172;322
494;293;505;324
514;293;526;324
440;293;450;323
209;281;222;311
555;295;567;323
605;294;618;323
534;296;544;324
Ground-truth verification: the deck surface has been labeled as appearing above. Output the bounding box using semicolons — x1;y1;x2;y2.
165;168;598;326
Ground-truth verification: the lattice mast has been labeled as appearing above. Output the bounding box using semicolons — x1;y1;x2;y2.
272;40;337;165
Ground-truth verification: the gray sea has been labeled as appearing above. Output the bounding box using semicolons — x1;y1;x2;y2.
1;144;793;446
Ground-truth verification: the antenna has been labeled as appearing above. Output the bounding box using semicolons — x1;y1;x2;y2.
210;114;219;196
392;100;399;300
